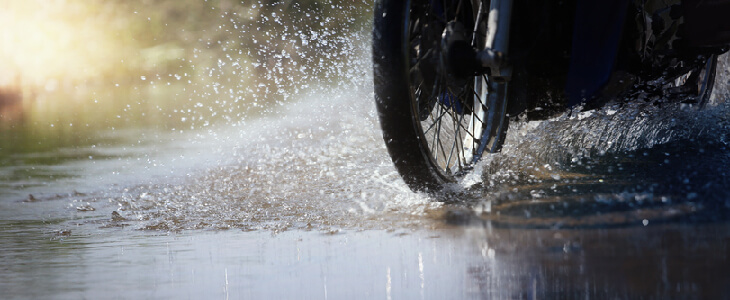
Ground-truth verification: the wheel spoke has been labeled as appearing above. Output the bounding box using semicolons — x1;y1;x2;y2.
423;105;450;135
417;71;442;118
373;0;509;191
444;86;466;170
471;0;484;46
453;0;465;22
422;75;449;134
399;0;503;180
433;100;447;163
420;32;482;172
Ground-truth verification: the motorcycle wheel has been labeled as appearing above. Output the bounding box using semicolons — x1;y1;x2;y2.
698;54;718;108
668;54;719;108
373;0;509;193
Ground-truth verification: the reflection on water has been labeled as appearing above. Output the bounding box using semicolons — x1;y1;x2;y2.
2;82;729;298
2;220;728;299
2;61;730;298
0;223;473;299
1;2;730;297
462;222;730;299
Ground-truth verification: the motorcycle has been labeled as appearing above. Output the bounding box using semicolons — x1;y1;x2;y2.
372;0;730;193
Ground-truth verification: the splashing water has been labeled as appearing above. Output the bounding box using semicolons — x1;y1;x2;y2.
454;54;730;227
3;0;729;234
67;51;730;232
2;4;730;299
2;1;449;233
99;88;441;233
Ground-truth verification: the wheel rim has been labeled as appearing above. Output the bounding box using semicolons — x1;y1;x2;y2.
698;54;718;108
668;54;718;108
405;0;492;178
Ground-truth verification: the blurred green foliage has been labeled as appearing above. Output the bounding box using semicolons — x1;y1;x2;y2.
109;0;373;87
0;0;373;181
2;0;373;127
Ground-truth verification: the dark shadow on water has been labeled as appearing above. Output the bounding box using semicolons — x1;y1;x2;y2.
428;137;730;299
438;137;730;229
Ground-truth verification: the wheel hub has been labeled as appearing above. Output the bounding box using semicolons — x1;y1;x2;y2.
441;21;478;81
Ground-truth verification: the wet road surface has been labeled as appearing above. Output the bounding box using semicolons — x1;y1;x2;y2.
2;34;730;299
2;83;730;298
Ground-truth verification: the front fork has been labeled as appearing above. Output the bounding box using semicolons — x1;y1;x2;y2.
479;0;512;81
471;0;512;160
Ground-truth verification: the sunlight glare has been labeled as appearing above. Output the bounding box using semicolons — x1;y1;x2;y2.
0;0;122;90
